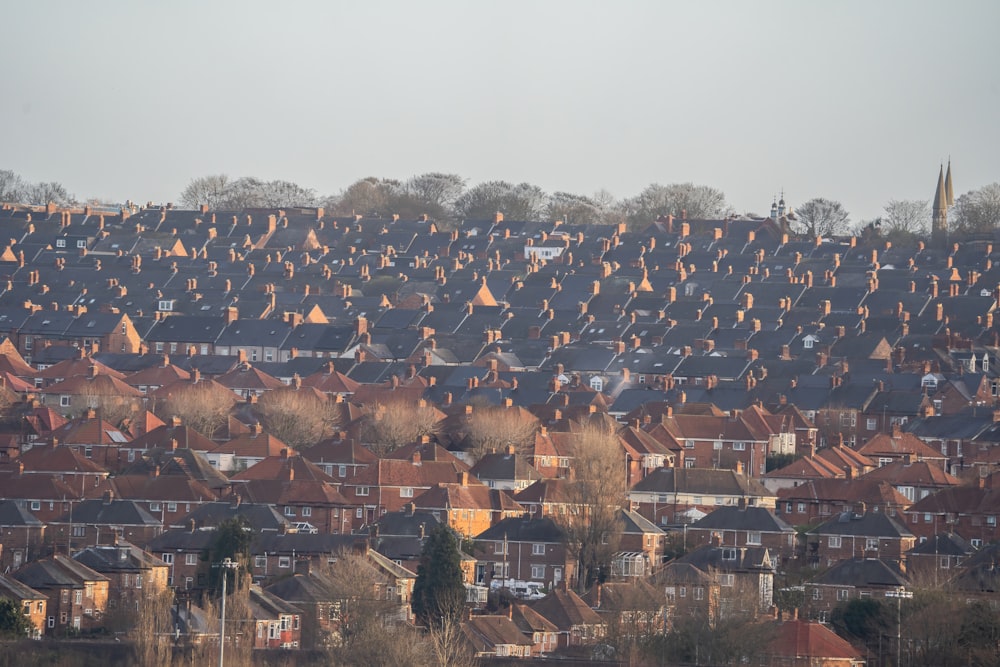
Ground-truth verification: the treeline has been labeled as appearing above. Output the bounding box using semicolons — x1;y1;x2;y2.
3;166;1000;236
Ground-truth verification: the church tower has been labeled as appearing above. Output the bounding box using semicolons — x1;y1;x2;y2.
931;164;948;247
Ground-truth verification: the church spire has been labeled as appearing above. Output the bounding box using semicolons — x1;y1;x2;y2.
945;158;954;207
931;164;948;247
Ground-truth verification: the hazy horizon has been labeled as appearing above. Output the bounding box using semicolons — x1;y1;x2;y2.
3;0;998;222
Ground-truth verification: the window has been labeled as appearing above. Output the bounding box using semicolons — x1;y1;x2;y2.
56;239;66;248
72;526;85;537
338;465;347;478
713;440;723;450
284;506;295;517
866;538;879;551
495;541;508;555
721;548;737;561
747;531;761;545
278;557;291;568
161;554;173;565
828;536;842;548
866;418;878;431
356;507;363;518
733;441;746;451
532;543;545;556
813;588;822;600
803;337;814;349
356;486;369;497
135;575;142;589
75;590;82;605
60;395;71;407
150;502;162;512
719;574;734;587
988;516;997;526
693;586;705;600
684;439;694;449
185;554;198;566
24;336;32;351
166;502;177;513
77;239;87;248
838;589;850;601
971;539;982;548
531;565;545;579
158;300;173;312
924;513;933;523
255;556;267;569
30;501;41;511
940;557;951;569
685;459;696;468
400;487;414;498
302;507;312;517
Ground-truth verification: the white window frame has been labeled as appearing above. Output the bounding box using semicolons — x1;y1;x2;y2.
532;543;545;556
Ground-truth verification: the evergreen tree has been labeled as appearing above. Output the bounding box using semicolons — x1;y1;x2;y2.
201;517;253;590
411;525;466;626
0;598;31;638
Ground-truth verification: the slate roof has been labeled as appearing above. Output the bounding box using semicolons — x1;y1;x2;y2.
808;511;914;539
630;467;774;499
689;506;793;534
810;558;908;588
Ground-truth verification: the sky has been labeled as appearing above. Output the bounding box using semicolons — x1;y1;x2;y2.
3;0;998;222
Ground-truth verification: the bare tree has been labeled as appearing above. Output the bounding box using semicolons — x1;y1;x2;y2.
24;181;73;206
793;197;851;236
129;587;176;667
953;182;1000;234
360;400;441;456
882;199;929;236
0;169;26;202
158;383;237;439
427;605;477;667
454;181;547;221
179;174;233;209
332;177;401;217
180;174;317;210
625;182;729;229
403;172;466;219
464;406;538;461
257;388;339;450
318;550;430;665
557;422;628;592
77;382;142;426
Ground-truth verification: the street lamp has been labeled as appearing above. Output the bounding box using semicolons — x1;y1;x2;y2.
215;558;240;667
885;587;912;667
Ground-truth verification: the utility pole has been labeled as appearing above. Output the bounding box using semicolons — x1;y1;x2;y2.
885;587;912;667
216;558;239;667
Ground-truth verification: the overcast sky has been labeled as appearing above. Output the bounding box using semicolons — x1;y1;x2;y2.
3;0;997;222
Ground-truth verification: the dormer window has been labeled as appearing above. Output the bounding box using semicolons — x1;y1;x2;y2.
159;300;174;312
56;239;66;248
803;338;814;349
